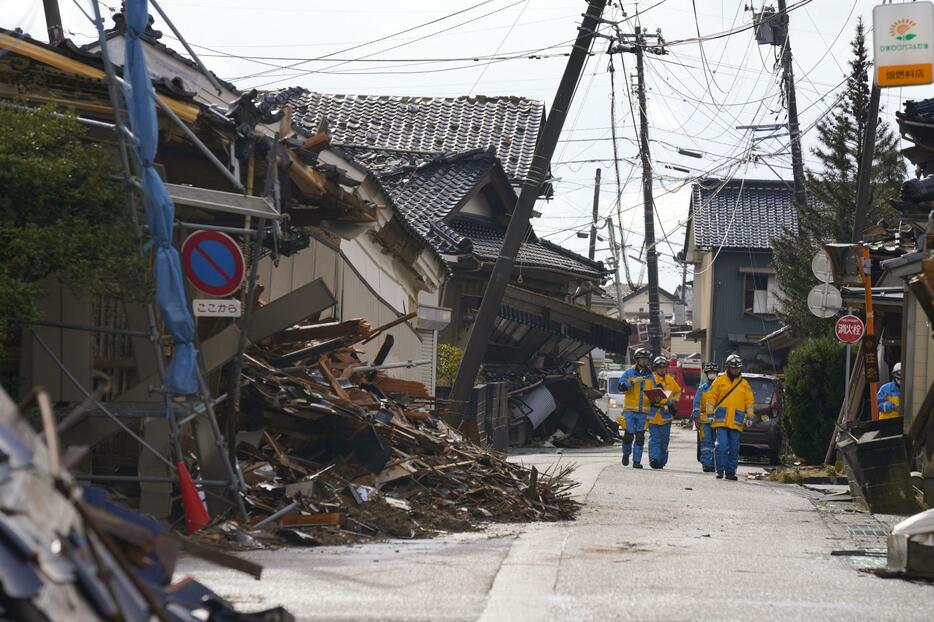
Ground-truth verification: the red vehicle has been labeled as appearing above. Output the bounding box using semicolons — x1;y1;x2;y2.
665;357;701;419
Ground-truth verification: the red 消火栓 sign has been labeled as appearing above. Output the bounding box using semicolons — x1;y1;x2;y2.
835;314;865;344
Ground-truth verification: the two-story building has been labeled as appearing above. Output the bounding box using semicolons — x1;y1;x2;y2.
683;178;798;371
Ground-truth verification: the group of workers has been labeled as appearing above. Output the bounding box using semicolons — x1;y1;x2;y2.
617;348;905;477
616;348;755;480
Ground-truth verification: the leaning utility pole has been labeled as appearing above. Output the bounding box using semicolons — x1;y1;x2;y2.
42;0;64;45
614;26;666;353
449;0;608;437
776;0;807;207
852;85;881;242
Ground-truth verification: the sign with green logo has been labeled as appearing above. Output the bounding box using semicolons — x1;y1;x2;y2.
873;1;934;87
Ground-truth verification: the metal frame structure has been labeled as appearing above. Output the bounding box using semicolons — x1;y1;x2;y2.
21;1;280;522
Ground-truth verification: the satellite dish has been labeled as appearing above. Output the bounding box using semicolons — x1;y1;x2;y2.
811;251;834;283
807;283;843;318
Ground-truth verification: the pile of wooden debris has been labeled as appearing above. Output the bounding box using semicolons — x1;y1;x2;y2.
0;388;291;622
212;317;581;546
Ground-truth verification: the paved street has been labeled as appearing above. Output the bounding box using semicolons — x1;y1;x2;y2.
179;427;934;621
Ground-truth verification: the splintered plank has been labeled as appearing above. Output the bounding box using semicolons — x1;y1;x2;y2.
279;512;342;527
318;361;351;401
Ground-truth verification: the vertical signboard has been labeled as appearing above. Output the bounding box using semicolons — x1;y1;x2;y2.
873;2;934;87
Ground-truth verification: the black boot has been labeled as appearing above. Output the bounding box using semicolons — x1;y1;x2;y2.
632;462;643;469
716;471;724;479
725;473;738;481
649;460;661;469
702;466;715;473
622;453;630;466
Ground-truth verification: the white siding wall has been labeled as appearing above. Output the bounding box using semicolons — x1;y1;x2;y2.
257;236;426;383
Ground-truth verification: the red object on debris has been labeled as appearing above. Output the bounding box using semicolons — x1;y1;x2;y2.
835;314;865;344
177;460;210;534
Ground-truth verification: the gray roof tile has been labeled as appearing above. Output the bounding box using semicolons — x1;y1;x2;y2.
691;178;800;249
335;145;604;279
271;89;544;186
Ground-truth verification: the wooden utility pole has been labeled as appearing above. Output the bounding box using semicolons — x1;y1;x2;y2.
586;168;601;385
606;217;628;324
615;26;666;354
449;0;608;437
42;0;64;45
852;85;881;241
588;169;601;273
776;0;807;207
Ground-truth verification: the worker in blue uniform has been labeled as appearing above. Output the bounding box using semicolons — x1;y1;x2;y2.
617;348;654;469
705;353;755;481
877;362;902;420
692;362;720;472
648;356;681;469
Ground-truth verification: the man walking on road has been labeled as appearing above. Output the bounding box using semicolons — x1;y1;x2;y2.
617;348;654;468
648;356;681;469
705;354;754;481
692;362;719;473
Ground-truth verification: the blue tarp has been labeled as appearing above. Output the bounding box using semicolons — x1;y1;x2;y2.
125;0;198;394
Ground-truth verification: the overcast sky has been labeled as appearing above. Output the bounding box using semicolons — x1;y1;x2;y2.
5;0;931;290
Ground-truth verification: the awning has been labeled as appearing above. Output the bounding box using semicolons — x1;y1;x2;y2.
498;286;630;354
684;328;707;341
166;183;285;220
841;286;905;310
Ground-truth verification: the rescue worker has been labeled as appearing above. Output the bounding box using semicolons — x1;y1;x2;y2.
877;362;902;420
617;348;654;468
705;353;754;481
648;356;681;469
692;362;720;473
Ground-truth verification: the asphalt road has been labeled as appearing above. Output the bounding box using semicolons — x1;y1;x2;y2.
179;426;934;621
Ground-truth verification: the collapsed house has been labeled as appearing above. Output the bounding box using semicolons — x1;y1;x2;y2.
1;8;627;539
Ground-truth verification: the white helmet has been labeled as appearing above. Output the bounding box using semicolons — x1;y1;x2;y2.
892;362;902;380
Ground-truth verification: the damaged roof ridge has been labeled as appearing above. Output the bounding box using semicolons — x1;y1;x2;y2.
333;144;499;177
82;11;242;95
272;86;543;106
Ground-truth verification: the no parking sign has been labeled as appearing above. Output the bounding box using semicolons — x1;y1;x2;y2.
181;230;245;297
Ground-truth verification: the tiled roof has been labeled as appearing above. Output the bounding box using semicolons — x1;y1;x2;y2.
89;12;241;94
335;145;604;279
448;219;605;279
691;178;800;249
270;89;544;186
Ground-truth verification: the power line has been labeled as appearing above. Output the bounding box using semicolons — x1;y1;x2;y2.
232;0;501;81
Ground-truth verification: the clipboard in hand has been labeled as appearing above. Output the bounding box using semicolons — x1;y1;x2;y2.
643;387;670;403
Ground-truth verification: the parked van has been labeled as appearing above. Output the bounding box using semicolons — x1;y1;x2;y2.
665;357;701;419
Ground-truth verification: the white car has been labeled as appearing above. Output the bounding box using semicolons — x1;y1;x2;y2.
605;371;625;422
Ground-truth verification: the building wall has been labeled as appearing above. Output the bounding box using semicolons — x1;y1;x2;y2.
709;250;781;368
910;299;934;416
257;234;427;382
620;290;677;321
692;251;715;360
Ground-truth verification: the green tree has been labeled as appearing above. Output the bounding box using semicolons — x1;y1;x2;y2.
772;18;904;337
0;105;148;375
436;343;464;388
781;336;846;464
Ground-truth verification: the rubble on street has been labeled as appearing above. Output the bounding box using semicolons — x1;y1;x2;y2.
0;389;293;622
483;365;619;448
208;317;581;548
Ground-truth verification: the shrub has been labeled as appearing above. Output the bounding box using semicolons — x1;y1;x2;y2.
436;343;464;388
781;336;846;464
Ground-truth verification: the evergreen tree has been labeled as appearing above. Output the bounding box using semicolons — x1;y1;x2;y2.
772;18;904;337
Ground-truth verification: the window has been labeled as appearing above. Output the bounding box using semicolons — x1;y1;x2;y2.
743;273;781;315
